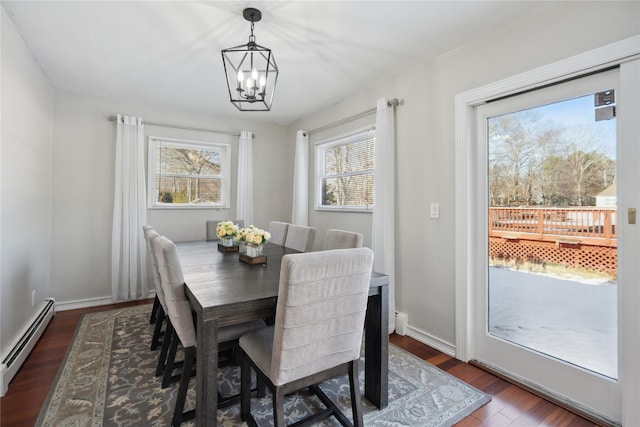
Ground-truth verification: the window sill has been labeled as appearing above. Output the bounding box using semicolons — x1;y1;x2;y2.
148;205;229;210
315;207;372;214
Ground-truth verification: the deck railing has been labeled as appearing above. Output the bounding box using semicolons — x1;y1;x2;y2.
489;207;617;247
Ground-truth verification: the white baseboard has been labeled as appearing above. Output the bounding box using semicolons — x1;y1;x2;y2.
1;299;55;396
55;296;116;311
1;363;7;396
404;325;457;357
55;292;156;312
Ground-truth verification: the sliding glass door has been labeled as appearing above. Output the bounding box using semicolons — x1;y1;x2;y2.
473;69;622;421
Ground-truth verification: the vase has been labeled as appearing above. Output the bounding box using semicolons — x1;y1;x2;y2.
239;242;247;254
221;237;234;247
246;244;264;258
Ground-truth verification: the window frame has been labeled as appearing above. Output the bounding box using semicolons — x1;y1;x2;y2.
147;136;231;209
314;127;376;212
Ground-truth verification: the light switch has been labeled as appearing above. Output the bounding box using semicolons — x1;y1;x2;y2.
430;202;440;219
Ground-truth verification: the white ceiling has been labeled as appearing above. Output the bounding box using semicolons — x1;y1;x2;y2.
3;1;550;125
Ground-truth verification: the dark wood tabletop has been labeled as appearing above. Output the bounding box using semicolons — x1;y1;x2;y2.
177;240;389;427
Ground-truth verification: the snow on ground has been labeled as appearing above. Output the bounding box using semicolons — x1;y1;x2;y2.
489;266;617;378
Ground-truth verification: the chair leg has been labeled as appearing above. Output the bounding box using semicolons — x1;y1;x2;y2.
163;329;180;388
150;295;159;324
150;305;165;351
240;350;252;422
257;375;267;398
349;359;364;427
273;387;285;427
156;320;173;377
172;346;195;427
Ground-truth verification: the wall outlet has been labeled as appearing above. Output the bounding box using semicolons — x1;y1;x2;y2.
32;290;36;306
430;202;440;219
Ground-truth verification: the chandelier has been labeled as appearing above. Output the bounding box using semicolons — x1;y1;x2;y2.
221;8;279;111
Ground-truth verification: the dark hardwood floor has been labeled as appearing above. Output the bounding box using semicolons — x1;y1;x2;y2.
1;301;600;426
389;335;600;427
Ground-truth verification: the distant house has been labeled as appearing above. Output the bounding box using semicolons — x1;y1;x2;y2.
596;183;617;207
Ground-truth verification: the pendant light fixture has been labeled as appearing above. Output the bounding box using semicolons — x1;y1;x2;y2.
221;8;279;111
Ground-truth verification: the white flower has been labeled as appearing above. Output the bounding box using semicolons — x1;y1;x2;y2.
240;226;270;246
216;221;239;239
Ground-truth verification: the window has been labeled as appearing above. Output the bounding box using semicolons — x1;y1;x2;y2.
148;136;230;208
315;129;375;211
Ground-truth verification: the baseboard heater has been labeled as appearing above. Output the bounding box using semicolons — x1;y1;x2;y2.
1;298;55;396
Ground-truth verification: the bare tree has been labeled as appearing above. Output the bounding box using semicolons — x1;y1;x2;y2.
159;148;222;203
560;127;614;206
489;110;560;206
488;110;614;207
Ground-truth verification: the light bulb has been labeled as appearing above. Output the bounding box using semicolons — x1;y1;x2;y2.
251;68;258;81
259;76;266;88
237;71;244;90
246;77;252;94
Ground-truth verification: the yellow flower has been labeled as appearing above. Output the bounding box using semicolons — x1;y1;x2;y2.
216;221;239;238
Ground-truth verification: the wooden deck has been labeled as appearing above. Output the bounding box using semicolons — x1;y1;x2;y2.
490;207;617;248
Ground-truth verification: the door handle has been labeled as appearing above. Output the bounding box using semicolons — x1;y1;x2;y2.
629;208;636;225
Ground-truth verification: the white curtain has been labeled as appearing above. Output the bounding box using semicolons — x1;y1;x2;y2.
111;114;147;301
291;130;309;225
372;98;396;333
236;131;254;226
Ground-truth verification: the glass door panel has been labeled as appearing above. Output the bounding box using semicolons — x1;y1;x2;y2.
487;93;618;378
473;68;622;421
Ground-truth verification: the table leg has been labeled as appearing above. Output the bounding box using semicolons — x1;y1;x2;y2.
195;313;219;426
364;284;389;409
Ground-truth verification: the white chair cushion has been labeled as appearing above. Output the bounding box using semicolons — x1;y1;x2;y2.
267;221;289;246
323;229;364;250
284;225;316;252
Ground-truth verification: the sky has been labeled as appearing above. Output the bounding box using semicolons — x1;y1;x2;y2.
530;92;617;159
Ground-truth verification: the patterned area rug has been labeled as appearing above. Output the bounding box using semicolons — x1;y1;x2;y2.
36;305;490;426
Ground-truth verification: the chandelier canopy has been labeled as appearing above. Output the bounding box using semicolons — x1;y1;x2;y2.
221;8;279;111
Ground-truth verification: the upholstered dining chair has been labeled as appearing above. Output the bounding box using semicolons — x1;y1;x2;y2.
205;219;245;241
143;225;160;324
143;227;169;352
145;229;184;378
239;247;374;427
322;228;364;250
267;221;289;246
154;236;265;425
283;224;316;252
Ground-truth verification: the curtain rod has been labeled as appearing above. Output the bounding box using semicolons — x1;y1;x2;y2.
108;115;249;138
306;98;402;136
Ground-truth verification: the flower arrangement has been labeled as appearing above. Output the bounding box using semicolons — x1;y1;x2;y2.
236;225;270;247
216;221;239;239
216;221;240;247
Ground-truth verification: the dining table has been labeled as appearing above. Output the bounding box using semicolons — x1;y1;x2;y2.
176;240;389;427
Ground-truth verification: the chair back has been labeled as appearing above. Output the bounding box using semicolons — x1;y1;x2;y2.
322;229;364;250
206;219;245;241
143;228;167;312
284;225;316;252
270;247;374;385
155;236;196;348
267;221;290;246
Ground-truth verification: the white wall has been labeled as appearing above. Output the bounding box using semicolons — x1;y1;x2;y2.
1;6;54;356
290;1;640;350
51;90;291;306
